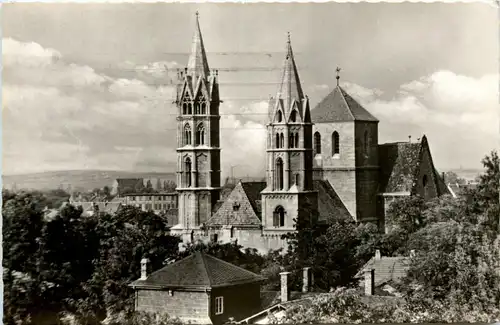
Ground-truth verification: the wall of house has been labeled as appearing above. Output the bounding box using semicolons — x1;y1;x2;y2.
209;283;261;324
136;289;211;324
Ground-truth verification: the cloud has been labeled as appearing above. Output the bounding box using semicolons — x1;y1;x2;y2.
342;70;499;169
3;38;178;175
3;37;496;177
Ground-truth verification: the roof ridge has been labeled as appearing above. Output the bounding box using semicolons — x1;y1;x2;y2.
337;86;356;120
198;251;213;287
204;253;263;279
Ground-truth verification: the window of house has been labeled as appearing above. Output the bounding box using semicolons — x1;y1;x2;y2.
215;296;224;315
314;132;321;154
332;131;340;155
233;202;240;211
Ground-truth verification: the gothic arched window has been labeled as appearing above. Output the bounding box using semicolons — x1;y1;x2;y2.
201;102;207;115
364;130;369;154
196;124;205;146
184;157;192;187
182;102;188;115
289;134;295;148
295;173;300;186
332;131;340;155
184;124;192;146
273;206;286;227
276;158;284;190
275;133;280;148
277;110;283;123
294;133;299;148
314;132;321;154
194;102;201;115
290;110;297;122
280;133;284;148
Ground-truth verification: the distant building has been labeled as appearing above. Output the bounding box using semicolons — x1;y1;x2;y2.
447;181;478;198
123;192;178;213
355;249;411;297
129;252;265;325
111;177;175;197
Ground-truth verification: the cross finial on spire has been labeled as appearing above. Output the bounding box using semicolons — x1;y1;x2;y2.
336;67;341;86
287;32;291;43
195;10;199;18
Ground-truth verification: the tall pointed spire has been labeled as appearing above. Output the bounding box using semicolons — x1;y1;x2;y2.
187;11;210;80
276;32;304;113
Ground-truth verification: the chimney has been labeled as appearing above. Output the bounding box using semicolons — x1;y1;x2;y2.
375;249;381;260
442;172;445;183
408;135;411;143
280;271;291;303
410;250;416;258
364;269;375;296
302;267;311;293
140;258;149;280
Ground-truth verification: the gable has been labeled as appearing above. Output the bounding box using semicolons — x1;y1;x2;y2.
205;182;264;226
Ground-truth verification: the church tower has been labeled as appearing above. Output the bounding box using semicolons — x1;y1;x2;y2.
171;13;221;242
261;34;318;239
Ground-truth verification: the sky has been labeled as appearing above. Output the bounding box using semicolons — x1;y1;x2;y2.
3;2;499;177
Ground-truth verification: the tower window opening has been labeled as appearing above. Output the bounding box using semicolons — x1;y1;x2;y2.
295;174;300;186
277;110;283;122
280;133;284;148
290;110;297;122
332;131;340;155
187;102;192;115
185;157;192;187
195;102;201;115
182;102;188;115
314;132;321;154
201;102;207;114
275;133;280;148
289;134;294;148
273;206;286;227
364;130;369;154
184;124;192;146
276;158;284;190
196;124;205;145
294;133;299;148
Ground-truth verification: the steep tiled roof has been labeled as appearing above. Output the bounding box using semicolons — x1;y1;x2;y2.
311;86;378;123
356;256;410;286
130;251;265;289
313;180;351;222
378;142;422;193
206;181;266;227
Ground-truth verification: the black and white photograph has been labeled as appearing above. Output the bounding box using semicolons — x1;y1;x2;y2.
2;2;499;324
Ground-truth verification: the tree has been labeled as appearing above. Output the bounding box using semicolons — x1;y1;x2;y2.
162;180;177;192
444;171;466;185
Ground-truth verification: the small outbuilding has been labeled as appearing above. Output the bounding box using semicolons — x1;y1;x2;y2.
129;251;266;325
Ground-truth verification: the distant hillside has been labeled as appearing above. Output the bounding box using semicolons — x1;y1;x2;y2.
2;170;177;192
445;168;483;182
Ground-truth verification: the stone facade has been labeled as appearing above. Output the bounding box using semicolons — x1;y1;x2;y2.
172;14;221;242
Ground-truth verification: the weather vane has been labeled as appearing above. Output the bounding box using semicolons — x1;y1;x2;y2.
336;67;341;86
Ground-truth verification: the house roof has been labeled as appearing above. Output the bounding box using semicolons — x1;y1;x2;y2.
313;180;351;222
378;141;422;193
206;181;266;227
311;85;378;123
378;136;449;196
130;251;265;290
356;256;410;286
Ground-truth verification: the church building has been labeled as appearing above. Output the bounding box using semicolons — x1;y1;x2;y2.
170;14;450;251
